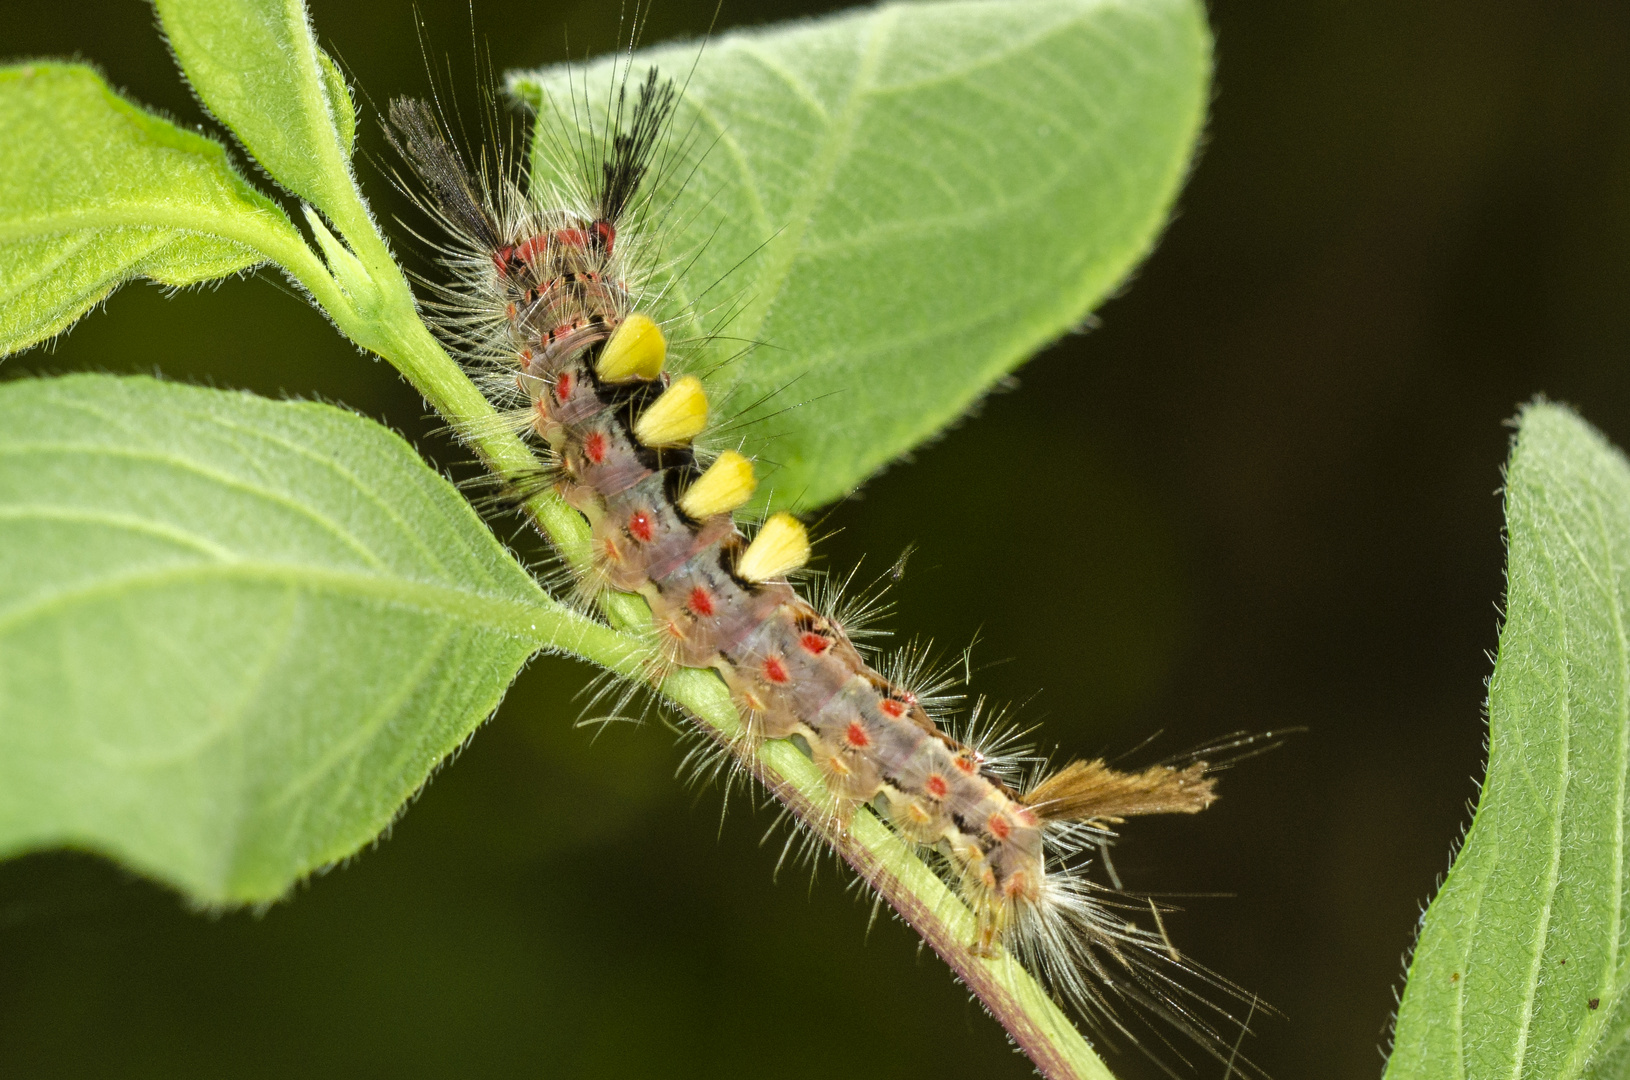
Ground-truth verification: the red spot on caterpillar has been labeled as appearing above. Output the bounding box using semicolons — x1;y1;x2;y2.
925;774;949;799
555;371;572;400
594;220;616;252
799;632;830;655
762;656;789;684
505;302;516;320
628;510;654;543
953;754;977;775
1015;807;1038;827
556;228;588;247
986;813;1012;841
516;235;547;263
519;347;533;363
845;721;870;748
879;699;906;719
1003;870;1029;899
601;537;621;564
688;587;715;617
584;431;607;464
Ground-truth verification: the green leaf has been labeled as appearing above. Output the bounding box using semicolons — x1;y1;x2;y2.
511;0;1210;511
1388;403;1630;1079
0;374;557;904
318;49;356;159
155;0;357;216
0;63;306;356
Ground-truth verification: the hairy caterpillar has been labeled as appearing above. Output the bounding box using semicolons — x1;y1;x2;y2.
386;47;1263;1076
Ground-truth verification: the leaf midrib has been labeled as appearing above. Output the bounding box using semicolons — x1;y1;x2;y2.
0;440;392;573
0;559;556;639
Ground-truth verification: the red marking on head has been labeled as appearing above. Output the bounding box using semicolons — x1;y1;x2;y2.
799;632;830;655
627;510;654;543
986;813;1013;841
687;587;715;617
879;699;906;719
762;656;789;684
845;721;870;748
555;371;572;400
953;754;977;775
584;431;607;465
925;774;949;799
594;220;616;253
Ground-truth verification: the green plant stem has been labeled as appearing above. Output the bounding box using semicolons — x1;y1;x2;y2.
267;185;1113;1080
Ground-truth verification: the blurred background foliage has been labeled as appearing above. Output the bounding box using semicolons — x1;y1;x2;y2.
3;1;1629;1077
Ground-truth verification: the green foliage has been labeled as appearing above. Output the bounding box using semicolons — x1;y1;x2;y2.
0;13;1202;1074
0;63;301;355
13;1;1630;1076
1388;403;1630;1078
0;375;560;903
512;0;1211;511
155;0;358;214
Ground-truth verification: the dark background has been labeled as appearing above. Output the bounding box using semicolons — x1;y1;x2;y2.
4;1;1629;1077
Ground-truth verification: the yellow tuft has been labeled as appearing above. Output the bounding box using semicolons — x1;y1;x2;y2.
679;450;756;519
736;512;810;583
595;313;666;382
633;375;708;447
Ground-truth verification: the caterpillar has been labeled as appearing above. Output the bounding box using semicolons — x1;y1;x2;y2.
386;52;1261;1075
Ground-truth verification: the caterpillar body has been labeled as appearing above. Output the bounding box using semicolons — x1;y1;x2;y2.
388;58;1257;1073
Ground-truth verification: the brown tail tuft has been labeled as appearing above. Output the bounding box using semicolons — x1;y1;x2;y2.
1022;759;1216;822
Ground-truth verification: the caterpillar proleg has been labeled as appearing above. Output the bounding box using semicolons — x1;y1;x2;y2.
387;38;1267;1078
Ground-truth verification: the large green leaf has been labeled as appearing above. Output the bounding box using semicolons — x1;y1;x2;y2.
1389;404;1630;1079
0;374;560;903
154;0;358;217
0;63;304;356
511;0;1210;511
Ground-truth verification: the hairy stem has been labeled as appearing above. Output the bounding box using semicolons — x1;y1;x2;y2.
269;175;1113;1080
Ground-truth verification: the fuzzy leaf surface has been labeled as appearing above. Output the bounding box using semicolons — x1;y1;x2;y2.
0;375;555;903
155;0;357;214
511;0;1210;511
0;63;299;356
1388;404;1630;1079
